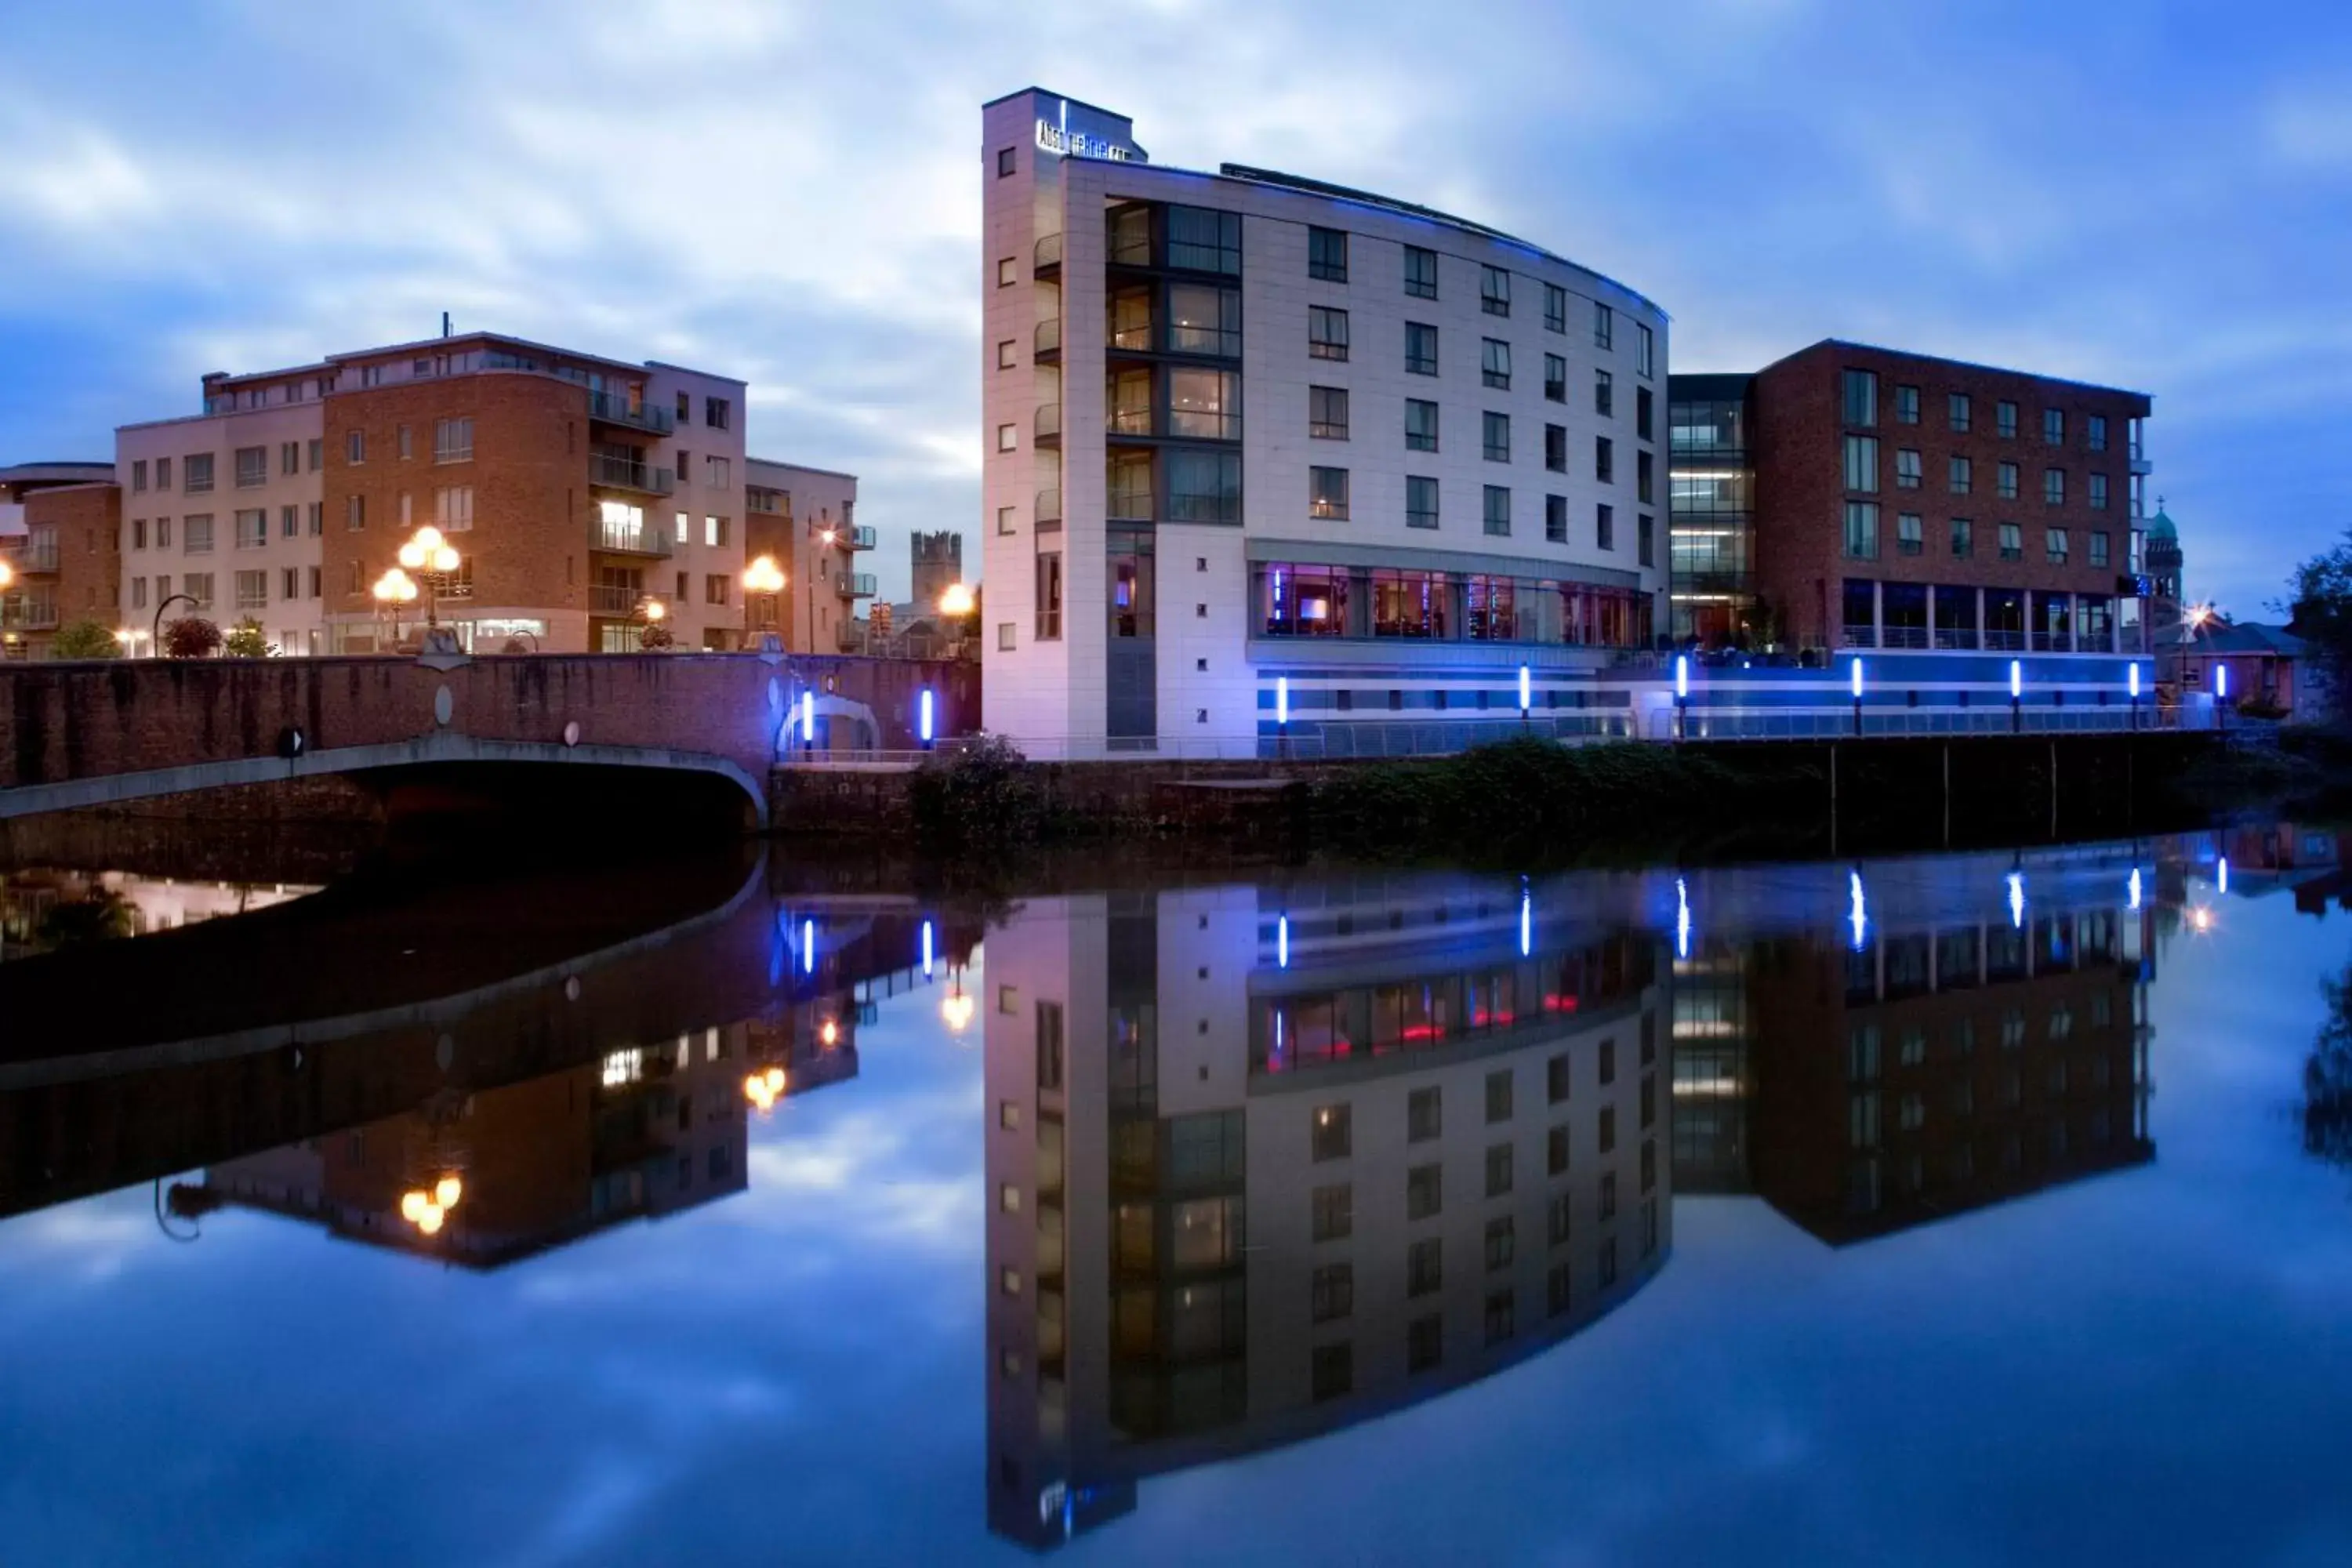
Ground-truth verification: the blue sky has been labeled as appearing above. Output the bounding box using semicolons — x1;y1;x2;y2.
1;0;2346;610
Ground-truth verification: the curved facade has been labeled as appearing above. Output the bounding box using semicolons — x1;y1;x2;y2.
982;89;1670;759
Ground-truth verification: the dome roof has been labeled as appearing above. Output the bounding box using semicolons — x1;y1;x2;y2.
2146;506;2176;541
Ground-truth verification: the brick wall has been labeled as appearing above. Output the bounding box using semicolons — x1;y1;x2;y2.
23;483;122;644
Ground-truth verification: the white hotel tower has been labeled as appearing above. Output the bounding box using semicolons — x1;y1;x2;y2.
981;89;1670;759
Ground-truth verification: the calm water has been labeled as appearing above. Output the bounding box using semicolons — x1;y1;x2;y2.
2;832;2348;1566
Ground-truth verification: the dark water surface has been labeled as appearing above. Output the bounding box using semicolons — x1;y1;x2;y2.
2;829;2348;1566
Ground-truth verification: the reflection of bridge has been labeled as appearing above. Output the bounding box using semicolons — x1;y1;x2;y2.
0;650;975;829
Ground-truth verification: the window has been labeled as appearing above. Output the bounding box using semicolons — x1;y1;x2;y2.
1544;423;1567;473
435;486;474;530
1405;399;1439;452
345;430;365;466
279;505;297;539
2088;473;2109;510
156;517;171;548
705;397;730;430
1406;1164;1442;1221
996;256;1015;287
1636;322;1654;378
1949;392;1973;432
1166;205;1241;273
996;145;1015;177
155;457;170;490
1592;301;1613;350
1481;337;1511;390
1484;1068;1514;1123
1546;494;1568;543
996;339;1015;370
997;622;1015;651
1407;1239;1443;1298
2043;468;2066;506
1483;485;1510;537
1308;306;1350;361
1312;1102;1352;1162
1951;517;1974;557
1548;1053;1571;1103
1406;475;1439;530
183;514;215;554
132;517;147;550
1999;523;2023;561
234;447;267;488
1895;384;1920;424
185;452;215;493
1033;553;1062;640
1950;456;1973;495
1309;466;1350;521
1896;512;1923;556
2090;530;2111;568
1997;400;2019;439
1405;321;1439;376
1596;503;1614;551
1895;448;1922;489
1312;1262;1354;1325
1544;353;1566;402
705;456;730;489
281;567;299;601
1481;264;1510;316
1483;412;1510;463
2088;414;2108;452
1595;368;1613;418
1408;1087;1442;1143
1844;500;1879;560
1312;1182;1352;1241
1595;436;1613;484
307;503;322;535
1843;434;1879;492
1997;461;2020;500
131;576;147;608
705;514;728;546
132;459;147;493
280;441;299;476
1309;385;1349;440
1308;225;1348;282
235;569;267;612
1403;244;1438;299
996;423;1016;452
1600;1105;1617;1152
1636;387;1653;441
2043;408;2065;445
183;572;213;610
1407;1312;1443;1371
1485;1143;1514;1198
307;439;322;473
234;509;266;549
1842;368;1878;426
2045;528;2069;565
1486;1215;1515;1272
996;505;1014;536
1544;281;1567;333
1639;513;1655;568
1637;451;1654;504
397;425;412;461
433;418;474;463
1167;448;1241;522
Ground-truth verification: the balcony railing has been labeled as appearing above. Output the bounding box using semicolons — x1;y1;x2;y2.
589;454;676;495
2078;631;2116;654
1880;626;1929;650
590;517;673;557
2;598;60;631
1984;629;2027;651
1036;488;1062;530
1933;628;1980;651
1839;625;1876;648
844;524;877;550
1034;233;1062;274
586;390;677;436
1036;403;1062;447
1034;318;1062;361
836;572;877;598
1;545;60;574
590;583;644;615
2031;631;2073;653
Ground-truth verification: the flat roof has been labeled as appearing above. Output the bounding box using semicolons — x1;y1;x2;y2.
0;462;114;481
206;331;743;389
748;456;858;483
982;85;1133;122
1769;338;2151;401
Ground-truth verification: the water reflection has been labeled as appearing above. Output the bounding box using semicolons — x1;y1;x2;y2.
0;866;318;956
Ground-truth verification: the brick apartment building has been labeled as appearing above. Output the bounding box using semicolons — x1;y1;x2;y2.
1672;342;2154;658
0;463;119;658
745;458;869;653
99;332;870;657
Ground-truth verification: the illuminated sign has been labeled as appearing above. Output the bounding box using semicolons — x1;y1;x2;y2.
1035;119;1134;162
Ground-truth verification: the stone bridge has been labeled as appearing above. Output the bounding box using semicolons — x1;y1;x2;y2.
0;648;978;828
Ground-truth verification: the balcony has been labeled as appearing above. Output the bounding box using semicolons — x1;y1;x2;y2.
590;583;644;615
586;390;677;437
1839;625;1876;649
1036;487;1062;532
1;544;60;574
589;454;676;495
2;597;60;631
836;572;877;598
1034;232;1062;278
590;517;673;557
844;524;878;551
2129;441;2151;477
1933;628;1980;651
1881;626;1929;650
1034;317;1062;364
1985;629;2027;652
1036;402;1062;448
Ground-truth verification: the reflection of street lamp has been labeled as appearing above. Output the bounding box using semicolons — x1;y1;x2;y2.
743;1064;786;1113
398;1174;464;1237
940;964;975;1036
396;525;463;628
743;554;786;644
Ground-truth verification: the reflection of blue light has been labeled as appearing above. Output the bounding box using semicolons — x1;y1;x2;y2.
1675;876;1691;961
1276;677;1289;727
1848;869;1867;951
919;689;935;743
1850;657;1864;699
800;689;815;743
803;917;816;975
1519;891;1531;956
2129;866;2143;911
922;919;935;978
1277;914;1290;969
2007;870;2026;929
1519;665;1532;712
1675;655;1689;700
2218;856;2230;895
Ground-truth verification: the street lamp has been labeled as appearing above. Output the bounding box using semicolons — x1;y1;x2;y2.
372;568;419;645
395;525;463;629
149;590;198;655
810;526;839;653
937;582;976;659
743;554;786;644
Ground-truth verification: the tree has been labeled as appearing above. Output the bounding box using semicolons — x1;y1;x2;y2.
2306;960;2352;1171
163;616;222;659
51;619;121;659
638;621;676;651
2285;531;2352;681
223;618;273;658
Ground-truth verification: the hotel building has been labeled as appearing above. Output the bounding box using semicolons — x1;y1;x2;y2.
111;332;762;655
982;89;1671;759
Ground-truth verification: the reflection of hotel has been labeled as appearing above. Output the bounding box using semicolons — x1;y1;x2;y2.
0;869;318;956
985;880;1670;1550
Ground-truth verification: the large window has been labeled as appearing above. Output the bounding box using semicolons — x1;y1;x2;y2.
434;417;474;463
1309;466;1350;521
1481;337;1512;390
1595;368;1613;418
1406;476;1439;530
1544;282;1567;333
1895;448;1922;489
1167;284;1241;356
1167;449;1242;523
1309;386;1348;440
1596;503;1614;552
1843;500;1879;559
1308;225;1348;282
1406;399;1439;452
1374;570;1450;637
1843;434;1879;492
1483;485;1510;537
234;447;267;488
1263;562;1349;637
1109;526;1154;637
1483;412;1511;463
1842;368;1878;426
1481;265;1511;316
1108;449;1152;521
1033;553;1062;641
1403;244;1438;299
1406;321;1439;376
1546;493;1568;543
1896;512;1923;555
1593;301;1613;350
234;509;266;549
1167;204;1241;273
1466;575;1517;639
1168;368;1241;440
1308;306;1350;361
1544;423;1567;473
1595;436;1613;484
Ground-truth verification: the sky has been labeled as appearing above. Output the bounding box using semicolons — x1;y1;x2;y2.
2;0;2348;611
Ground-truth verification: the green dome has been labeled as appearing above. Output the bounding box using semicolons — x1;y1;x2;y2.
2147;505;2177;540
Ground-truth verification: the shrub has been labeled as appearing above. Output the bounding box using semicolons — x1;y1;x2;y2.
51;619;121;659
910;732;1045;847
162;616;222;659
638;621;676;651
222;618;274;658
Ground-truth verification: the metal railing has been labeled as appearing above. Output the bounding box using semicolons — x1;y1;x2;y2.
844;524;877;550
1655;705;2176;742
590;584;644;615
588;454;676;495
586;390;676;436
1881;626;1929;649
2;597;61;631
1984;630;2027;651
1;545;60;573
590;517;673;557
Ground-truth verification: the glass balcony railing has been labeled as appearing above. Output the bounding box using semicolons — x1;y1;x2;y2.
845;524;877;551
590;584;643;615
1034;318;1062;359
1985;629;2027;651
590;517;673;557
1036;404;1062;445
2;545;60;574
2;597;60;630
1036;488;1062;529
836;572;877;598
1034;233;1062;273
586;390;677;436
589;455;676;495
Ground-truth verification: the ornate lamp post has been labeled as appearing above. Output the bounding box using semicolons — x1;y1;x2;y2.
395;525;463;629
743;554;787;646
372;568;419;647
937;582;975;660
